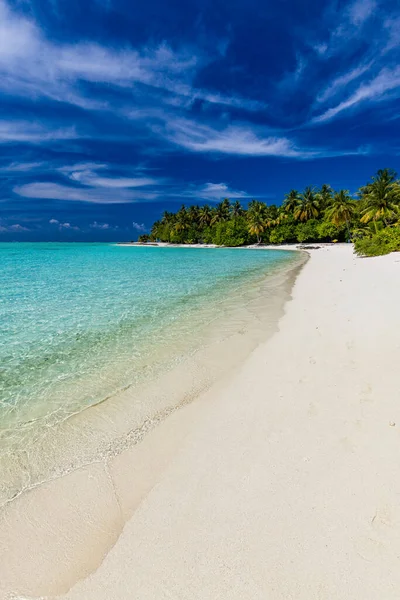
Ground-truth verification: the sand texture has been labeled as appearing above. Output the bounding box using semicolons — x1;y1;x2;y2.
2;245;400;599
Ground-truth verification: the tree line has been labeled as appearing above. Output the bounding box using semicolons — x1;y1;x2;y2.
139;169;400;256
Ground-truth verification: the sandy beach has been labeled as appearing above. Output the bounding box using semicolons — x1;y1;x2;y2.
2;244;400;599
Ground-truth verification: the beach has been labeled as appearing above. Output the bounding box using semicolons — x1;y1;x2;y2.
2;244;400;599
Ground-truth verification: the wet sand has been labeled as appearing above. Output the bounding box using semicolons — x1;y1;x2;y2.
51;244;400;600
1;250;305;598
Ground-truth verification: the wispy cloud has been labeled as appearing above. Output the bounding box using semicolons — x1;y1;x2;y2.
0;121;77;143
176;182;249;201
346;0;376;25
313;66;400;123
14;162;162;203
0;0;264;119
316;63;373;104
157;118;307;157
69;170;158;188
14;182;158;203
0;161;44;172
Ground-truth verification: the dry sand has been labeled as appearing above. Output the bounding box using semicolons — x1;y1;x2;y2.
3;244;400;599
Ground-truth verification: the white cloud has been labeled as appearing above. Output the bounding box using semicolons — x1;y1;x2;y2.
90;221;117;230
0;121;77;143
132;221;146;231
313;66;400;123
316;63;373;103
58;163;159;188
59;222;80;230
0;0;265;118
48;217;79;230
347;0;376;26
70;170;157;188
177;182;248;201
14;182;158;203
157;118;306;157
383;16;400;52
0;161;44;172
0;222;29;232
57;163;108;174
314;43;328;56
14;162;162;203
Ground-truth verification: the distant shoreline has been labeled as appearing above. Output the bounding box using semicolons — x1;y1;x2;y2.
116;241;326;250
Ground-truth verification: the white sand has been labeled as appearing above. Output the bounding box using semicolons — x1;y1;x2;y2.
4;245;400;599
38;244;398;600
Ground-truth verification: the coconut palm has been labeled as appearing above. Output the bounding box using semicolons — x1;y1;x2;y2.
282;189;300;214
319;184;333;209
188;204;200;224
198;205;212;227
161;210;174;225
294;187;320;222
231;200;244;218
211;198;231;224
247;200;268;243
360;169;400;226
324;190;355;239
174;205;190;233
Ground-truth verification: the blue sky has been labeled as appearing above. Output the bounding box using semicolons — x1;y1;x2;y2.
0;0;399;240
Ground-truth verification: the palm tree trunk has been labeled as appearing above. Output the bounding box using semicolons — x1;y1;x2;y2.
345;218;350;241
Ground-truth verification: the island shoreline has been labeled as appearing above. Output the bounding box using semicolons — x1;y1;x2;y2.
1;247;307;598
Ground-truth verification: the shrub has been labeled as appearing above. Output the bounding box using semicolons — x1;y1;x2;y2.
317;221;345;241
354;226;400;256
212;217;249;246
137;234;150;243
269;223;297;244
295;220;319;243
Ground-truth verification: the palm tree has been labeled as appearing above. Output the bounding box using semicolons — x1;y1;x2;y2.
188;204;200;224
265;204;279;228
174;205;190;233
211;198;231;224
294;187;320;222
198;205;212;227
359;168;400;226
319;184;333;209
282;189;300;214
324;189;355;239
231;200;244;218
247;200;268;243
161;211;174;225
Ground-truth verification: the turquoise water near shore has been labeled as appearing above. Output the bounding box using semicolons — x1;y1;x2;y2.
0;243;299;497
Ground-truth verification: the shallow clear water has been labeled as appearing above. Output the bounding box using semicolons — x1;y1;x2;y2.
0;243;297;456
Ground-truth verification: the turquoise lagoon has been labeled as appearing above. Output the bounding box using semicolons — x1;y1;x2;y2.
0;243;300;500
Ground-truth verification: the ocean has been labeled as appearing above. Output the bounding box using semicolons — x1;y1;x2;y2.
0;243;301;502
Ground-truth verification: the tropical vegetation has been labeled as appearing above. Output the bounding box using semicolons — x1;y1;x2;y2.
140;169;400;256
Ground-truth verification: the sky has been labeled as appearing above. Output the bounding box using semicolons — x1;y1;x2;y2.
0;0;399;241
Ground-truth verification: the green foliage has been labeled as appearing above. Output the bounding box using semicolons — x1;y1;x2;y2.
213;217;250;246
316;221;344;241
354;227;400;257
269;223;297;244
295;220;319;243
137;234;150;243
148;169;400;254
